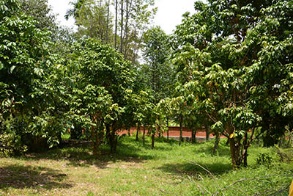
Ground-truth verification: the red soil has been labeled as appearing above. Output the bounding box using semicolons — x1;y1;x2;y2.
119;126;222;139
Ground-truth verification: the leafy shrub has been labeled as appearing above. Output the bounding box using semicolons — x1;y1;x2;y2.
256;153;273;168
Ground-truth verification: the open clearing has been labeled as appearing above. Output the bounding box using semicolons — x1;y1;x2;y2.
0;137;292;196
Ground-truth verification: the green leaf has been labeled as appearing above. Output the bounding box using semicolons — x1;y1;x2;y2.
9;65;16;73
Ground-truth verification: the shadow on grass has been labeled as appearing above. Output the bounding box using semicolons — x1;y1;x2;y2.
18;136;226;170
0;165;72;190
158;161;232;177
21;137;158;169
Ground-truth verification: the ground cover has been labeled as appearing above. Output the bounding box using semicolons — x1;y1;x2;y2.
0;137;292;196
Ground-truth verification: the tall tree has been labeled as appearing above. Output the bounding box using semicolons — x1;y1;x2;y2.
67;0;114;43
20;0;56;31
67;0;157;63
142;26;173;103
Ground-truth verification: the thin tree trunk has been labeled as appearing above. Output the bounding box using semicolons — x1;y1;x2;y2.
119;0;124;53
114;0;118;49
136;123;140;141
123;0;132;57
106;123;118;153
179;114;183;145
142;125;146;145
92;126;98;156
98;0;103;41
151;132;155;149
166;118;169;141
243;131;248;167
91;115;98;156
213;131;220;155
191;127;196;144
105;0;110;43
243;128;255;167
92;119;104;156
157;117;161;138
205;124;210;141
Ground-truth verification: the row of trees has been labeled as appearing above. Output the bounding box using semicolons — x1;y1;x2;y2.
0;0;292;168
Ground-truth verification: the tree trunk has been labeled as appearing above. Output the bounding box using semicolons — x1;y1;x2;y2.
191;127;196;144
166;118;169;141
179;114;183;145
114;0;118;49
91;116;100;156
212;131;220;155
205;124;210;141
123;0;132;58
229;136;242;168
105;0;111;43
119;0;124;53
106;123;118;153
242;131;248;167
92;124;103;156
151;132;155;149
136;123;140;141
157;118;161;138
142;125;146;146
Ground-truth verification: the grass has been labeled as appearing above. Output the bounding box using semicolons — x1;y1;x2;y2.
0;136;292;196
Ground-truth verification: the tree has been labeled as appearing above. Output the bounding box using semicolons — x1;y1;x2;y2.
142;27;173;103
0;0;61;153
171;0;293;167
20;0;56;32
68;0;114;44
118;0;157;62
170;42;211;145
69;38;136;153
140;27;175;144
241;1;293;147
66;0;156;63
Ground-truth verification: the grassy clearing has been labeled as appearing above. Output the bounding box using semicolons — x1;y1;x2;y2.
0;136;292;196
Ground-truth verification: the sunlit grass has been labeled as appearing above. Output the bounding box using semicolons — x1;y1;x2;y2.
0;136;292;195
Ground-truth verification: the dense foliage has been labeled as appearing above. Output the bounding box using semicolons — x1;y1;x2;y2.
169;0;293;167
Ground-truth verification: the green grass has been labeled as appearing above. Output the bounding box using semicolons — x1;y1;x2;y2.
0;137;292;196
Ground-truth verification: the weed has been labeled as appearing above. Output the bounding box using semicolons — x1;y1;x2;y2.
256;153;273;168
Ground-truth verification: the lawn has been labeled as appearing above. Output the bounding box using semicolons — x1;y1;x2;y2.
0;136;292;196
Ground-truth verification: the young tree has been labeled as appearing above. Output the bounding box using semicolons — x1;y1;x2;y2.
0;0;62;153
69;38;136;153
171;0;293;167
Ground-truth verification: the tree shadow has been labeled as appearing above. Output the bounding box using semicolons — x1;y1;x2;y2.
21;137;156;169
158;161;232;178
0;164;72;190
